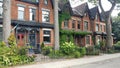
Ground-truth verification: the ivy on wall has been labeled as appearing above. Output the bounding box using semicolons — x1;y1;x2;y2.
60;29;91;36
59;12;71;29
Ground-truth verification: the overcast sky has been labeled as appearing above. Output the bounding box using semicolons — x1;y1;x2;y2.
69;0;120;17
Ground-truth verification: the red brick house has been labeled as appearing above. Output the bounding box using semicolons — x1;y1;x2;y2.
59;2;113;47
59;2;93;46
89;6;114;45
0;0;55;52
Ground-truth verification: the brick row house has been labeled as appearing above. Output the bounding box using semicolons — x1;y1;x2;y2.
59;2;113;46
0;0;55;51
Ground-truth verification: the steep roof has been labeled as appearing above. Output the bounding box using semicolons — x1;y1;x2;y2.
89;6;98;20
72;3;89;17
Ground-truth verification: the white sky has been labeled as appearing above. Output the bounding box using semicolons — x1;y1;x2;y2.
69;0;120;17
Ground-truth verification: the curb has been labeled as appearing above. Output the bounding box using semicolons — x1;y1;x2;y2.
14;53;120;68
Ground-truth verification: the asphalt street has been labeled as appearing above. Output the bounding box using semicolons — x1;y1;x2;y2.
69;57;120;68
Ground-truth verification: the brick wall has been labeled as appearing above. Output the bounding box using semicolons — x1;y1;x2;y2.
11;0;54;46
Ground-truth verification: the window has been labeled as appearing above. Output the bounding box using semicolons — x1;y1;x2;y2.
96;24;99;31
44;0;48;5
43;30;51;43
96;14;98;20
77;21;81;29
0;2;3;17
100;25;102;31
104;25;106;32
0;26;2;41
84;21;88;31
64;20;68;28
42;10;50;22
29;8;36;21
86;36;90;44
18;6;24;20
72;20;75;28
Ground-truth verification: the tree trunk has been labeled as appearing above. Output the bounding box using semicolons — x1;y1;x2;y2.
3;0;11;45
54;0;59;50
106;16;112;48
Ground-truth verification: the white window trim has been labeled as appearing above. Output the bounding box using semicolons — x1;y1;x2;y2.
43;28;51;44
17;4;26;7
0;25;3;27
42;10;50;23
43;28;51;31
42;8;50;11
18;6;25;20
29;6;37;9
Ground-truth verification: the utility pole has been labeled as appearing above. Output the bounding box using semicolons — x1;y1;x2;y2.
54;0;59;50
3;0;11;45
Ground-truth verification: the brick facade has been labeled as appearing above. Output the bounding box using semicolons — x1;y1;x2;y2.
0;0;55;50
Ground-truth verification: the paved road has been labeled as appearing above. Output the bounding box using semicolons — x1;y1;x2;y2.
69;57;120;68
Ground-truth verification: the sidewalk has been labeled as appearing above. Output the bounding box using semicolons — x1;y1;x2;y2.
13;53;120;68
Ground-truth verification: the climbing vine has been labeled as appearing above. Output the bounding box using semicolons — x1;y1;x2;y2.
59;12;71;29
60;29;91;36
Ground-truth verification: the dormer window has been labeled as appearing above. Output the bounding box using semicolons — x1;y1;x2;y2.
44;0;48;5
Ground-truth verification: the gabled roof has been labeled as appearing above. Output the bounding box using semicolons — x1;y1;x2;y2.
72;3;89;17
89;6;98;20
89;6;105;22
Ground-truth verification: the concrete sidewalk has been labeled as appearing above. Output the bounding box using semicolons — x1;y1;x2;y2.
14;53;120;68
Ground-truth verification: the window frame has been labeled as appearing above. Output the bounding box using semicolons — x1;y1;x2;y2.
96;24;99;31
43;29;51;44
64;20;69;28
42;10;50;23
72;20;75;29
84;21;88;31
29;8;36;21
86;36;90;45
77;21;81;29
18;6;25;20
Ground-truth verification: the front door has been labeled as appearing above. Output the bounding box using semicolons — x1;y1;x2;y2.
29;34;36;48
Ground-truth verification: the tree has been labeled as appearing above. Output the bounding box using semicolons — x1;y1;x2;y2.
54;0;59;50
112;13;120;41
3;0;11;45
88;0;120;48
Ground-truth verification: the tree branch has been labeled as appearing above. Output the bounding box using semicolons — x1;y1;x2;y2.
99;0;105;13
108;0;116;14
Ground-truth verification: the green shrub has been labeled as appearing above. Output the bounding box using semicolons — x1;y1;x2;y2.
42;46;53;55
73;51;81;58
18;47;28;55
60;42;76;55
0;41;34;66
78;47;86;56
8;34;16;46
49;50;64;59
86;46;100;55
41;42;45;50
115;41;120;46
